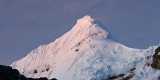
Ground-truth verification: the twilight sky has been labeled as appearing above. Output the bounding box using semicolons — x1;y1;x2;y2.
0;0;160;65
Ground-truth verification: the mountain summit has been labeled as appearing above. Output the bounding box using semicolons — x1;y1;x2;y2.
11;16;160;80
68;15;114;41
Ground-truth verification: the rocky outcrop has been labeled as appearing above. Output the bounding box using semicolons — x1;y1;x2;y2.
106;68;136;80
151;46;160;69
0;65;57;80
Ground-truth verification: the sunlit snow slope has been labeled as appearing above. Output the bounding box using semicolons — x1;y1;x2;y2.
11;16;160;80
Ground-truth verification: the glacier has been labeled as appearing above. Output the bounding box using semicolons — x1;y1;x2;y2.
11;15;160;80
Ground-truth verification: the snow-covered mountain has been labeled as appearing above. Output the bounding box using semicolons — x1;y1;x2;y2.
11;16;160;80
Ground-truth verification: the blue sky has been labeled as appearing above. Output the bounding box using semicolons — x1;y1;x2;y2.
0;0;160;65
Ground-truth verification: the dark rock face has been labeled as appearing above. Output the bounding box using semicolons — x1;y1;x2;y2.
0;65;57;80
151;46;160;69
107;74;125;80
106;68;136;80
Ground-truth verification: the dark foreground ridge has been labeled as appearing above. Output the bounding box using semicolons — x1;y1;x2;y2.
0;65;57;80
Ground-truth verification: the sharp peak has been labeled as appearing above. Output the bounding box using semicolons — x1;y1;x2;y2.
71;15;118;42
74;15;108;31
77;15;95;24
80;15;94;21
76;15;106;27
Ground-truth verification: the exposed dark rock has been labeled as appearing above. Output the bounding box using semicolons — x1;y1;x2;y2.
33;70;38;74
122;73;135;80
0;64;57;80
75;49;79;52
76;42;81;47
107;74;125;80
155;46;160;55
51;78;57;80
151;46;160;69
46;68;49;72
130;68;136;72
106;68;136;80
158;76;160;80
